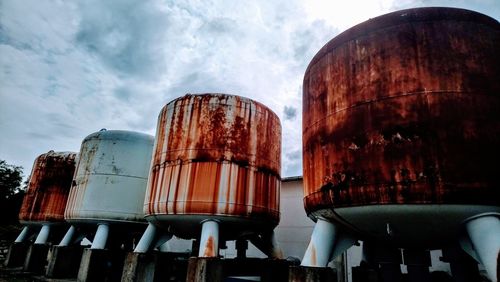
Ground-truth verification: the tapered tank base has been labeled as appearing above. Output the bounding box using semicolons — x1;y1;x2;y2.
464;215;500;282
45;245;84;278
301;218;337;267
4;242;29;267
23;243;49;274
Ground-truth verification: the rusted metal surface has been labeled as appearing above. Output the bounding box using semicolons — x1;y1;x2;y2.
64;130;154;223
145;94;281;225
302;7;500;213
19;151;77;223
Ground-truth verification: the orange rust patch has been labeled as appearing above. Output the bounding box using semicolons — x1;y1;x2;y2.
203;235;216;257
19;152;77;223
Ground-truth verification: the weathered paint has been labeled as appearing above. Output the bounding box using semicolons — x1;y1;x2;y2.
64;130;154;223
145;94;281;226
302;7;500;213
19;151;77;224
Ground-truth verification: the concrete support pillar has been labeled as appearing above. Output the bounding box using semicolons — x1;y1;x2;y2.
199;220;219;258
121;252;190;282
236;239;248;259
289;265;336;282
403;249;431;282
363;242;402;282
78;248;126;282
442;246;480;282
45;245;84;278
186;257;223;282
464;215;500;282
23;243;50;273
4;242;29;267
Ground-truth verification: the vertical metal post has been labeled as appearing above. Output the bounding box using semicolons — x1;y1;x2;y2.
199;220;219;257
34;225;50;245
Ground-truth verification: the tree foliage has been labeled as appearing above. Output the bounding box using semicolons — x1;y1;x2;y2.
0;160;25;224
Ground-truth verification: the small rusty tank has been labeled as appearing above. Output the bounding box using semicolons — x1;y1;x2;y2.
139;94;282;257
301;7;500;278
15;151;77;244
19;151;77;225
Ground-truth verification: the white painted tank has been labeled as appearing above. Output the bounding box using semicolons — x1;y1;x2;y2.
62;129;154;249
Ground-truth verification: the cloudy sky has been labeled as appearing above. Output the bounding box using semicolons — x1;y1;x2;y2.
1;0;499;178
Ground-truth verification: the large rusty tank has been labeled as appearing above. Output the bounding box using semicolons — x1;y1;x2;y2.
302;6;500;252
144;94;281;240
19;151;77;225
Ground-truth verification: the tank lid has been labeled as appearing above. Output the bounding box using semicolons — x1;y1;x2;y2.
305;7;500;75
164;93;281;123
82;129;154;143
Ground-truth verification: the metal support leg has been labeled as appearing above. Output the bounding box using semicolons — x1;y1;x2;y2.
199;220;219;257
90;224;109;250
15;226;31;243
34;225;50;245
59;225;76;247
134;223;157;253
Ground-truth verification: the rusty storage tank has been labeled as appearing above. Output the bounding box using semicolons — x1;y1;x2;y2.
300;7;500;280
135;94;282;258
15;151;77;245
61;129;154;249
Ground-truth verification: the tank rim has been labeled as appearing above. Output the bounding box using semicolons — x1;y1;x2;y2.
161;93;282;126
304;6;500;76
82;129;154;143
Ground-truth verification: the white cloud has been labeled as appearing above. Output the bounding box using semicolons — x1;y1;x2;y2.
0;0;498;178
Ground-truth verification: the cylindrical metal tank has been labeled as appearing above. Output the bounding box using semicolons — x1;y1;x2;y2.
144;94;282;239
64;130;154;225
303;7;500;247
15;151;77;244
19;151;77;225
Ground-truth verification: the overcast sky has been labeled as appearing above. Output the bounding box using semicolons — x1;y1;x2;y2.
1;0;499;178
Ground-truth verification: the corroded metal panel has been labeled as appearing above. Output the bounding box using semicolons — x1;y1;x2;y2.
145;94;281;225
19;151;77;223
64;130;154;223
302;7;500;213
